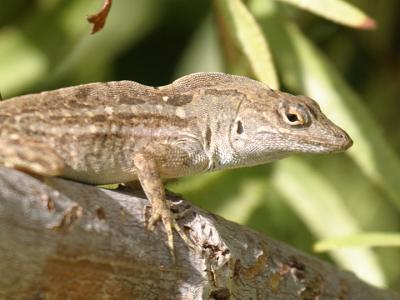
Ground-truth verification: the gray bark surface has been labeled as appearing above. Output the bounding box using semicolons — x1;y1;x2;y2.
0;166;398;300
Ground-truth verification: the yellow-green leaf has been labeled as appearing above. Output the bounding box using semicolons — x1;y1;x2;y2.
252;0;400;211
272;157;386;287
276;0;376;29
216;0;279;88
98;184;120;190
315;233;400;252
282;23;400;211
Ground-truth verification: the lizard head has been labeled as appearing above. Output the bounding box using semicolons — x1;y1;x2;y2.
229;89;353;165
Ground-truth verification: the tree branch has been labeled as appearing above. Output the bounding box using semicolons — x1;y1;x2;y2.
0;166;398;299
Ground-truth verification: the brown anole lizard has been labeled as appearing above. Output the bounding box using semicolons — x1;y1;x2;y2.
0;72;352;260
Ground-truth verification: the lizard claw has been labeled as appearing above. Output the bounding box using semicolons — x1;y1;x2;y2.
146;200;195;262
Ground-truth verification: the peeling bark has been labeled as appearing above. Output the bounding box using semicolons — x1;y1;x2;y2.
0;166;398;300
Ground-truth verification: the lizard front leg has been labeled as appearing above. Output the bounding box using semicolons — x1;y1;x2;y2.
132;151;194;262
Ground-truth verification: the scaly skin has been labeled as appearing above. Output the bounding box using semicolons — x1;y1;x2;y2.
0;72;353;260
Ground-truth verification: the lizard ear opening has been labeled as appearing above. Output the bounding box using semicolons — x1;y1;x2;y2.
236;120;244;134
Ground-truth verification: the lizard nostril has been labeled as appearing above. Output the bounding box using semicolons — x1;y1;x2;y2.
332;128;353;150
340;131;353;149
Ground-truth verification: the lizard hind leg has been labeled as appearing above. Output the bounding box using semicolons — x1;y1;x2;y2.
0;138;65;177
132;152;194;263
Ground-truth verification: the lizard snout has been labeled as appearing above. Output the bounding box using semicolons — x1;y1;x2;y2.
335;129;353;150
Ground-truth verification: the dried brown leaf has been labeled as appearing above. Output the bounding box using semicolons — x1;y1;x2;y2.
87;0;113;34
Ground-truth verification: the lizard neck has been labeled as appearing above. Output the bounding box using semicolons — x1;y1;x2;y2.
206;129;237;172
195;98;239;172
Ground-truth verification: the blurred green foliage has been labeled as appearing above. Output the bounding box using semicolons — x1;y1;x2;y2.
1;0;399;290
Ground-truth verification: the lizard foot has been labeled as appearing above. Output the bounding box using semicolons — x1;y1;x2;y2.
146;198;195;263
132;152;195;263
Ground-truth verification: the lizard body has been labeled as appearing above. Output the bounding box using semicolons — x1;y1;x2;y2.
0;72;352;259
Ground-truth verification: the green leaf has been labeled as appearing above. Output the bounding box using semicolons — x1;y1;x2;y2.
0;29;47;97
215;0;279;88
283;24;400;211
174;15;224;77
98;184;120;190
48;0;160;85
276;0;376;29
215;178;265;224
272;157;386;287
251;1;400;212
315;233;400;252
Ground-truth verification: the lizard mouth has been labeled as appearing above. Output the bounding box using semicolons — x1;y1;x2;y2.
255;128;353;154
304;132;353;153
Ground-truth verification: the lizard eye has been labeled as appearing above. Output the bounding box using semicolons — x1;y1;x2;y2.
279;103;310;127
286;113;300;123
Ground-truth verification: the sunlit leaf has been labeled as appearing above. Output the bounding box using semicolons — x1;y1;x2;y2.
98;184;120;190
251;0;400;212
215;0;279;88
283;24;400;211
315;233;400;252
272;157;386;287
276;0;376;29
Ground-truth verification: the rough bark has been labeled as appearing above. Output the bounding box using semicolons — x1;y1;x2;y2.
0;166;398;300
